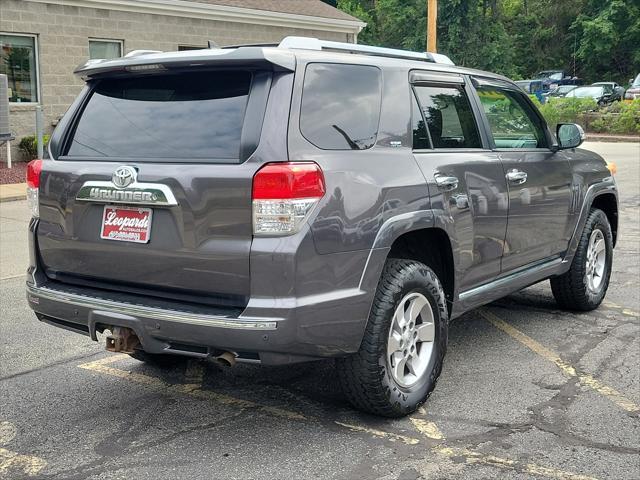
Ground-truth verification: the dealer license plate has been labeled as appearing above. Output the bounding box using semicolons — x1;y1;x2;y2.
100;206;153;243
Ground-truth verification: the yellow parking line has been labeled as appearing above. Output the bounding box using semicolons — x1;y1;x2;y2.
0;448;47;477
0;422;17;446
0;421;47;477
334;422;419;445
480;309;639;414
410;417;444;440
409;416;600;480
433;445;598;480
603;301;639;318
78;358;423;445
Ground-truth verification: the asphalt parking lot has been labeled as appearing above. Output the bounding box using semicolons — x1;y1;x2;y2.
1;142;638;480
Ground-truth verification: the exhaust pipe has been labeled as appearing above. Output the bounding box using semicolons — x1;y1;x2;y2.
215;351;237;367
105;326;140;354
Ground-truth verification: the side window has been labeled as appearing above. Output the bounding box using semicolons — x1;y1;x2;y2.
412;91;430;149
413;85;481;149
476;87;548;149
300;63;382;150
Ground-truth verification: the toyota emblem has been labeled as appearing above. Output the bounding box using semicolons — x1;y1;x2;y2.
112;166;137;189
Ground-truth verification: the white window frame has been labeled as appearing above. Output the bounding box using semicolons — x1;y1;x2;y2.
1;32;41;105
88;38;124;60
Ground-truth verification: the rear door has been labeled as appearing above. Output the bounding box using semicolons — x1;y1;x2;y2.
410;72;509;291
38;69;285;308
472;79;573;272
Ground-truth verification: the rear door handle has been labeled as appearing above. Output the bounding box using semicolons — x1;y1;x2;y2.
434;175;459;191
506;169;527;185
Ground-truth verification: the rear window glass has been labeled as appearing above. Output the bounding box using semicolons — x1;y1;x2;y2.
66;71;251;160
300;63;382;150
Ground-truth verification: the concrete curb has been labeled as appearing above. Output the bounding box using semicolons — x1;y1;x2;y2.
0;194;26;203
0;183;27;203
586;134;640;143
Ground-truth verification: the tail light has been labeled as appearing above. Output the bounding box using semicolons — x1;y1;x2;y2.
252;162;325;236
26;159;43;218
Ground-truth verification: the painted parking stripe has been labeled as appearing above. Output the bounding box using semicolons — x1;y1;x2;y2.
603;300;639;318
78;358;423;444
432;445;598;480
0;421;47;477
409;417;600;480
480;309;639;414
334;422;419;445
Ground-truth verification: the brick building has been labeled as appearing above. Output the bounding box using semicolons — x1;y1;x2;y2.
0;0;364;161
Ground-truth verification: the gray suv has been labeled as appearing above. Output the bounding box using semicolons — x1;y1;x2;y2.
26;37;618;417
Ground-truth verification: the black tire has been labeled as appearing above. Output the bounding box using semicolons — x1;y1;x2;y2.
128;349;187;367
336;259;448;417
551;208;613;311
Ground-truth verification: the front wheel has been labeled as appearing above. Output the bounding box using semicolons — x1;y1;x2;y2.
551;208;613;311
336;259;448;417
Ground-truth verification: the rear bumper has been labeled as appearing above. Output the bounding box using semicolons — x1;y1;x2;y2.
26;279;373;365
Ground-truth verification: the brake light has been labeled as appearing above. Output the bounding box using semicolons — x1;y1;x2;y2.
27;159;43;189
26;159;43;218
252;162;325;236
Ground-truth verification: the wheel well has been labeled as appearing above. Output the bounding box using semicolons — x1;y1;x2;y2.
592;193;618;246
387;228;455;311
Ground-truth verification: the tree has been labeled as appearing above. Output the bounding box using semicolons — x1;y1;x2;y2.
337;0;640;83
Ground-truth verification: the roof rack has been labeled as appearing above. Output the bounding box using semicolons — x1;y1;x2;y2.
125;49;163;58
278;36;454;65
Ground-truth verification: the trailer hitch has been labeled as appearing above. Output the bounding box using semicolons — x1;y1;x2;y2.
105;326;140;354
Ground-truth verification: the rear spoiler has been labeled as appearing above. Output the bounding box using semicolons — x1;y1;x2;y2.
74;46;295;80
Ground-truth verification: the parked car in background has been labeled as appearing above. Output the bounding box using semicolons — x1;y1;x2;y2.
592;82;625;101
624;74;640;101
565;85;616;106
529;69;582;92
545;85;577;98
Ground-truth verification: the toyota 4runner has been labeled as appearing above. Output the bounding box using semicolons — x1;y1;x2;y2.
26;37;618;417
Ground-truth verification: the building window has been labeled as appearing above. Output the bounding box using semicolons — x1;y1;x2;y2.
0;33;39;103
88;39;123;60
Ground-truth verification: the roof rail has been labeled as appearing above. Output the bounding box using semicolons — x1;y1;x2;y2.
278;36;454;65
125;49;163;58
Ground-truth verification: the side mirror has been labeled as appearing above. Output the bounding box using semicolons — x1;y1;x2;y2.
557;123;585;150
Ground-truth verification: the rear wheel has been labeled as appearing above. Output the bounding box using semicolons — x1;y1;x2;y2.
551;208;613;311
336;259;448;417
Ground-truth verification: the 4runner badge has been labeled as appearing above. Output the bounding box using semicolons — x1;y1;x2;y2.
75;167;178;207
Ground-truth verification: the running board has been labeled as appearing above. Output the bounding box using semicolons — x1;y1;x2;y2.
455;258;565;317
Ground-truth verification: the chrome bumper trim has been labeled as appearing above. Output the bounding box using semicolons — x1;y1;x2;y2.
27;285;277;330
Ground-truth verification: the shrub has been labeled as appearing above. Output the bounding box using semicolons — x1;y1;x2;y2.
533;98;640;135
18;134;51;160
536;98;598;130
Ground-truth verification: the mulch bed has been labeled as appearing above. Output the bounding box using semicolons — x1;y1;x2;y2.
0;162;28;185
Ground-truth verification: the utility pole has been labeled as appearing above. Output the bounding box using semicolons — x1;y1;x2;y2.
427;0;437;53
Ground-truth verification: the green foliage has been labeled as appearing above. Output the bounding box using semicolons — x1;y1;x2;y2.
589;100;640;134
531;98;640;135
18;135;50;160
338;0;639;84
536;98;598;129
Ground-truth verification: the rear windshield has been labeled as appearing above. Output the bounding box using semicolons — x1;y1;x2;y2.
66;71;251;160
